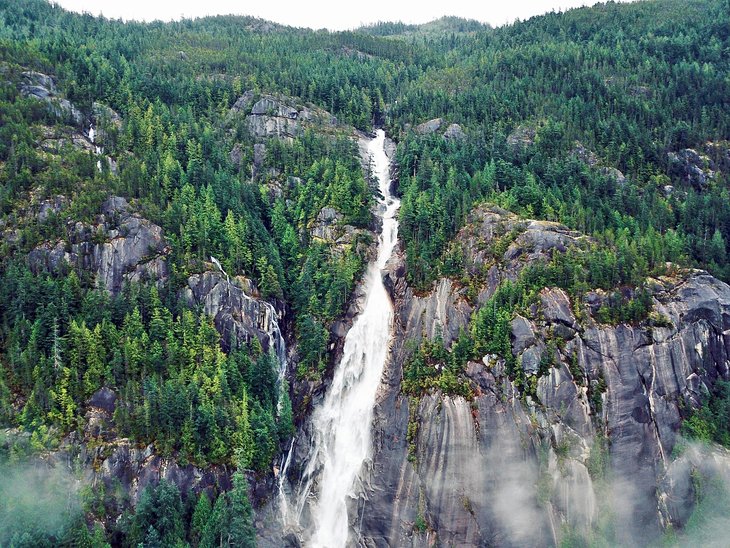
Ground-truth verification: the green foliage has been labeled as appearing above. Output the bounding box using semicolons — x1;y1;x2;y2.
0;0;729;542
594;290;653;325
401;333;473;398
681;380;730;447
190;493;212;547
588;372;608;415
227;472;256;547
393;0;730;288
567;351;584;385
195;471;256;548
129;480;184;547
586;432;610;482
122;474;256;548
0;266;287;469
406;396;420;464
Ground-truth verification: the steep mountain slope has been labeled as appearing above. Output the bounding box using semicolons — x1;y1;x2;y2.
357;206;730;546
1;0;730;546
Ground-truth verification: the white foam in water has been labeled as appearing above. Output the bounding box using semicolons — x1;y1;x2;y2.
291;130;399;547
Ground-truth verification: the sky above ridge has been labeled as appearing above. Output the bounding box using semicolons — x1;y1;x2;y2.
52;0;637;30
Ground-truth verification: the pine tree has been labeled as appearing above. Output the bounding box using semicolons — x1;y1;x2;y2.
200;495;228;548
232;391;254;470
228;472;256;547
190;492;212;547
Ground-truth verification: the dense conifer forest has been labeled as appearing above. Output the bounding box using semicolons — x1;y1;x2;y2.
0;0;729;544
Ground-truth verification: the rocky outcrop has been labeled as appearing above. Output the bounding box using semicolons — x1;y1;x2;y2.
308;207;369;257
28;196;169;293
231;90;337;140
413;118;465;142
38;125;95;154
415;118;443;135
19;71;82;125
91;101;122;128
310;207;345;242
348;204;730;546
82;390;230;505
32;194;69;222
90;102;122;146
704;140;730;173
182;270;285;358
572;143;626;184
507;124;536;148
455;206;588;288
668;148;718;189
443;123;466;141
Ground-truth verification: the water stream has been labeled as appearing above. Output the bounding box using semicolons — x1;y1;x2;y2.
289;129;399;546
88;124;103;171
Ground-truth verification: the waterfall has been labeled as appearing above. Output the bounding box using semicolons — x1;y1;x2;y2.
289;130;399;546
88;124;103;171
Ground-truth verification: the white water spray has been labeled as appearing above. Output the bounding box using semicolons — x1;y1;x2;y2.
88;124;103;171
289;130;399;546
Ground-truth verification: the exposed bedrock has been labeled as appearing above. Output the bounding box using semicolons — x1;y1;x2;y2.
353;206;730;546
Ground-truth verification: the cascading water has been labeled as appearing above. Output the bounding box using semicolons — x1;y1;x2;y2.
289;129;399;546
88;124;103;171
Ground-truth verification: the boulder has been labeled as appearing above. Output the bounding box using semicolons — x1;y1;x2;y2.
520;345;542;374
415;117;443;134
311;207;343;242
251;96;298;119
511;315;536;354
600;166;627;185
443;123;465;141
540;287;578;329
230;142;244;166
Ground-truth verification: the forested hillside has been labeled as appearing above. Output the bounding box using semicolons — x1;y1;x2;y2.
0;0;729;545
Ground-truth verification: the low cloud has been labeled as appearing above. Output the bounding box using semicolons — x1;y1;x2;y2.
0;460;82;544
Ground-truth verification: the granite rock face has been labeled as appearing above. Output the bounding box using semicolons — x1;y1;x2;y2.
443;123;466;141
20;70;83;124
182;270;286;358
347;205;730;546
415;117;443;134
231;90;337;140
84;390;230;511
28;196;169;294
668;148;718;189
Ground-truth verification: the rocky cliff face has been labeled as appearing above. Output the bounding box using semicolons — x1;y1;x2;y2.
1;386;232;529
19;70;83;125
83;387;232;504
230;90;338;141
182;270;286;357
28;196;169;294
21;197;290;518
346;205;730;546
